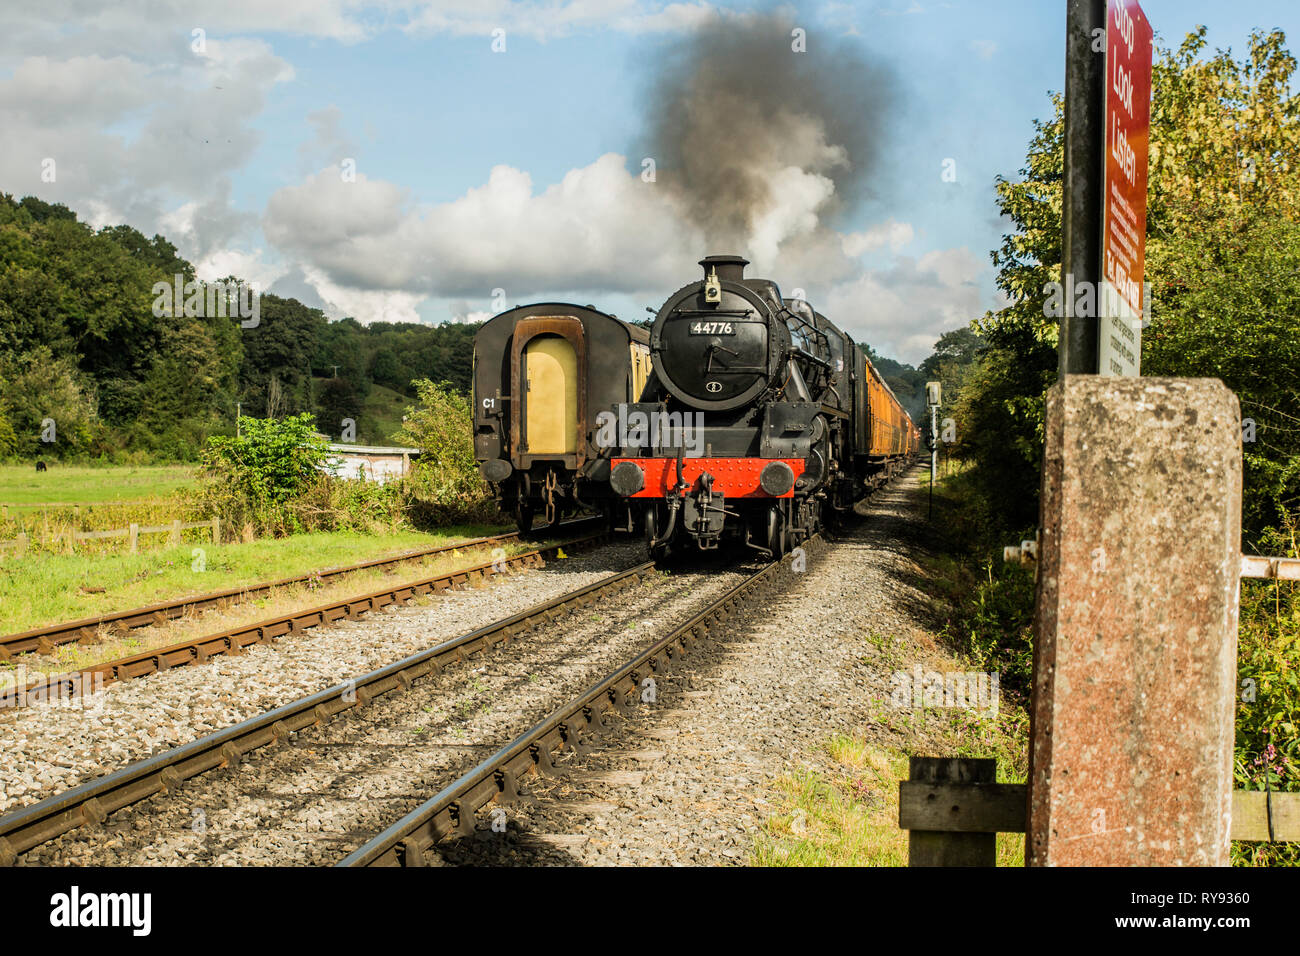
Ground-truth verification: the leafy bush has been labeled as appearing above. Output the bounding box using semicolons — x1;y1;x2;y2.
283;472;409;535
926;471;1038;701
197;413;331;534
1232;516;1300;866
392;379;494;524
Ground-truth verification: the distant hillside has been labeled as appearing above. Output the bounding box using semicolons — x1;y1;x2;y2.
0;192;477;461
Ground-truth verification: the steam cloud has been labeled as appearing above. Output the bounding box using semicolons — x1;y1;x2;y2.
639;13;897;266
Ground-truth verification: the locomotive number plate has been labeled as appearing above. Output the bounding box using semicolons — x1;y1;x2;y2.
689;321;735;334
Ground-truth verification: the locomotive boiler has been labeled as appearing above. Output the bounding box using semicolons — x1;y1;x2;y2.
607;255;918;558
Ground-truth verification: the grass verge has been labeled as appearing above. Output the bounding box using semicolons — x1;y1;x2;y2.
752;690;1029;867
0;525;576;687
0;524;509;634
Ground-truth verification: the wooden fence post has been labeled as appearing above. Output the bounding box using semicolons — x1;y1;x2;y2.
211;516;220;545
129;523;139;554
170;519;182;547
15;532;26;557
905;757;997;866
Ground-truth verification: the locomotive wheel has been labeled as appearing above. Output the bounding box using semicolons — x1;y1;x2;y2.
644;503;667;560
515;502;535;534
767;506;787;560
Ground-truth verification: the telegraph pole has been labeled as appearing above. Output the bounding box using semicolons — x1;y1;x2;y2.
1060;0;1107;375
926;381;941;519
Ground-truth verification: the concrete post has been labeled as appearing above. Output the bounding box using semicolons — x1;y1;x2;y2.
1028;376;1242;865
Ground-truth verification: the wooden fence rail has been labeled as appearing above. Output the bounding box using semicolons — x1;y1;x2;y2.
0;518;220;556
899;757;1300;866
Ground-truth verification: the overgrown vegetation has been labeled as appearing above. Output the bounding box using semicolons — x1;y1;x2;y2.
754;673;1029;867
1233;519;1300;866
934;27;1300;865
186;386;493;537
393;379;495;525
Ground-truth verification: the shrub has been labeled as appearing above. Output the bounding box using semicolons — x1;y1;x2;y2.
393;379;494;524
196;413;331;535
1232;515;1300;866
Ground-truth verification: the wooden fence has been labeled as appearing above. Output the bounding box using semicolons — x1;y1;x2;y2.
0;518;220;557
900;757;1300;865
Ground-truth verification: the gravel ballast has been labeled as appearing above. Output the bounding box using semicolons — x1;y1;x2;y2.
0;540;648;815
439;467;950;865
18;556;759;865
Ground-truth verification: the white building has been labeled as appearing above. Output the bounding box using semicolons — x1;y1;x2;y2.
322;444;421;484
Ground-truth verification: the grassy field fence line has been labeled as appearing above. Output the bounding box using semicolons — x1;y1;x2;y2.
0;517;220;556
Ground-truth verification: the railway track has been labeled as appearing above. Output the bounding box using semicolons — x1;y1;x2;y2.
341;540;810;866
0;533;818;866
0;517;602;662
0;523;612;709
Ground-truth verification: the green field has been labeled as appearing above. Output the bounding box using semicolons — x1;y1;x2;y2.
0;464;196;509
361;383;411;445
0;524;509;634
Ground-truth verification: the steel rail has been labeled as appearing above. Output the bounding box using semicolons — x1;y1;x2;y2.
0;517;602;660
339;540;810;867
0;528;613;709
0;558;657;865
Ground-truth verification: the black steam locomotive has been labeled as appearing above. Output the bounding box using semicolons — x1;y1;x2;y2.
607;255;919;558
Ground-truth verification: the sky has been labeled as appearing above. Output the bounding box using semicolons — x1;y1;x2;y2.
1;0;1296;364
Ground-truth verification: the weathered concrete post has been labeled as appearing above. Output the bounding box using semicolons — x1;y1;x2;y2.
1028;376;1242;865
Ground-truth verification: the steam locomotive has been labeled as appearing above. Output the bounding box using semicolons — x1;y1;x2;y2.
606;255;919;558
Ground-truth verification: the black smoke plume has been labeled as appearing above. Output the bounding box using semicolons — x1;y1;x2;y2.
638;13;897;251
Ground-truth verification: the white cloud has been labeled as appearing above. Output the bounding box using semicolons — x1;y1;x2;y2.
404;0;718;41
262;151;990;348
264;153;701;302
0;0;996;353
0;29;293;268
300;105;358;172
303;265;429;323
818;246;986;364
841;219;915;257
194;248;289;291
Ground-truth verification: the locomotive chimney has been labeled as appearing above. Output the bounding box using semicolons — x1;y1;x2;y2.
699;255;748;281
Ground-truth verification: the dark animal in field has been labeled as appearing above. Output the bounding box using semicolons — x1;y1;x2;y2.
35;460;47;472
